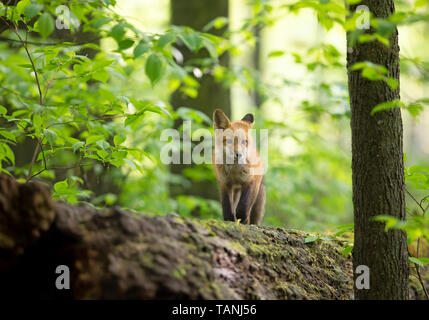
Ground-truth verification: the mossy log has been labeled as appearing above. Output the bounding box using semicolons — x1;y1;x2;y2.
1;174;427;299
0;173;354;299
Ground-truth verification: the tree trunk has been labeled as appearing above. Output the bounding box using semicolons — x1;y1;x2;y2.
252;26;262;108
170;0;231;201
347;0;409;299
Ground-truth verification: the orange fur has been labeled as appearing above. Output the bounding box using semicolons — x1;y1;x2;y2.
212;109;265;225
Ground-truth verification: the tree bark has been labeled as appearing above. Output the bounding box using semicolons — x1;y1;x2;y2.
170;0;231;201
0;174;353;299
347;0;409;299
252;26;262;108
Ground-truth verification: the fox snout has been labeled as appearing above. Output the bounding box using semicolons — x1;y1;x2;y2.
234;151;247;165
223;140;248;164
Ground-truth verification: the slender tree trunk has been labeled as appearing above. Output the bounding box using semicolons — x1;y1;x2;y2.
252;26;262;108
347;0;409;299
170;0;230;201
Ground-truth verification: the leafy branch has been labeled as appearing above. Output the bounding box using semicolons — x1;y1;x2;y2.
405;187;429;300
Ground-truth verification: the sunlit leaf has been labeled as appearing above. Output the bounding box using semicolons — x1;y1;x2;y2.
38;12;54;38
145;53;164;86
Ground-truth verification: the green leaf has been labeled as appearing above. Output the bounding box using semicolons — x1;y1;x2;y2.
202;38;218;59
0;105;7;116
371;100;403;115
96;140;109;150
112;150;127;160
406;103;424;118
213;17;228;29
96;149;109;159
86;135;105;145
24;3;43;19
374;215;400;231
414;0;428;8
334;223;354;236
268;50;285;58
1;143;15;165
16;0;30;16
342;245;353;256
179;31;203;52
145;53;164;86
0;168;12;176
92;70;110;83
110;23;126;42
92;16;111;28
386;77;398;90
134;41;150;58
176;107;211;124
72;141;84;153
0;130;16;142
43;129;57;145
203;16;228;31
38;12;54;38
157;33;177;48
118;39;134;50
32;113;43;130
304;235;320;243
54;179;68;193
143;104;171;119
125;113;143;127
351;61;387;82
113;135;125;146
409;257;426;267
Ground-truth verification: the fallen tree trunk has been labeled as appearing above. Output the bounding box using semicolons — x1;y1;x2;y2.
0;173;354;299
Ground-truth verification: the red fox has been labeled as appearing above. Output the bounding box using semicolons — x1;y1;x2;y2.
212;109;265;225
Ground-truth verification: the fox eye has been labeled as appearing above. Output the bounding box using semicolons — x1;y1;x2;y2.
242;140;247;145
226;139;232;144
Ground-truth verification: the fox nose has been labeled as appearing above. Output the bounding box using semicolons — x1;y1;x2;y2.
235;152;242;159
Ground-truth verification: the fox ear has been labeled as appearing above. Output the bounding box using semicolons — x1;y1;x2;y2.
213;109;230;130
241;113;254;125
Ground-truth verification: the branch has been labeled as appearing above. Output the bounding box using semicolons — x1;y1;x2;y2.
0;17;45;182
415;263;429;300
26;137;41;182
0;36;102;46
406;187;429;300
6;21;44;105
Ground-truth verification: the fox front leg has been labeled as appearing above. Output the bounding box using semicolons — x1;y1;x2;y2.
221;190;235;221
235;185;257;224
229;188;241;217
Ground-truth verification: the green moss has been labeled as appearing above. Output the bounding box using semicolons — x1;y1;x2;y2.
173;216;185;224
140;251;154;268
122;214;353;299
225;240;247;255
172;266;187;279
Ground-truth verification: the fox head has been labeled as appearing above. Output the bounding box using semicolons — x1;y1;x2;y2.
213;109;255;165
